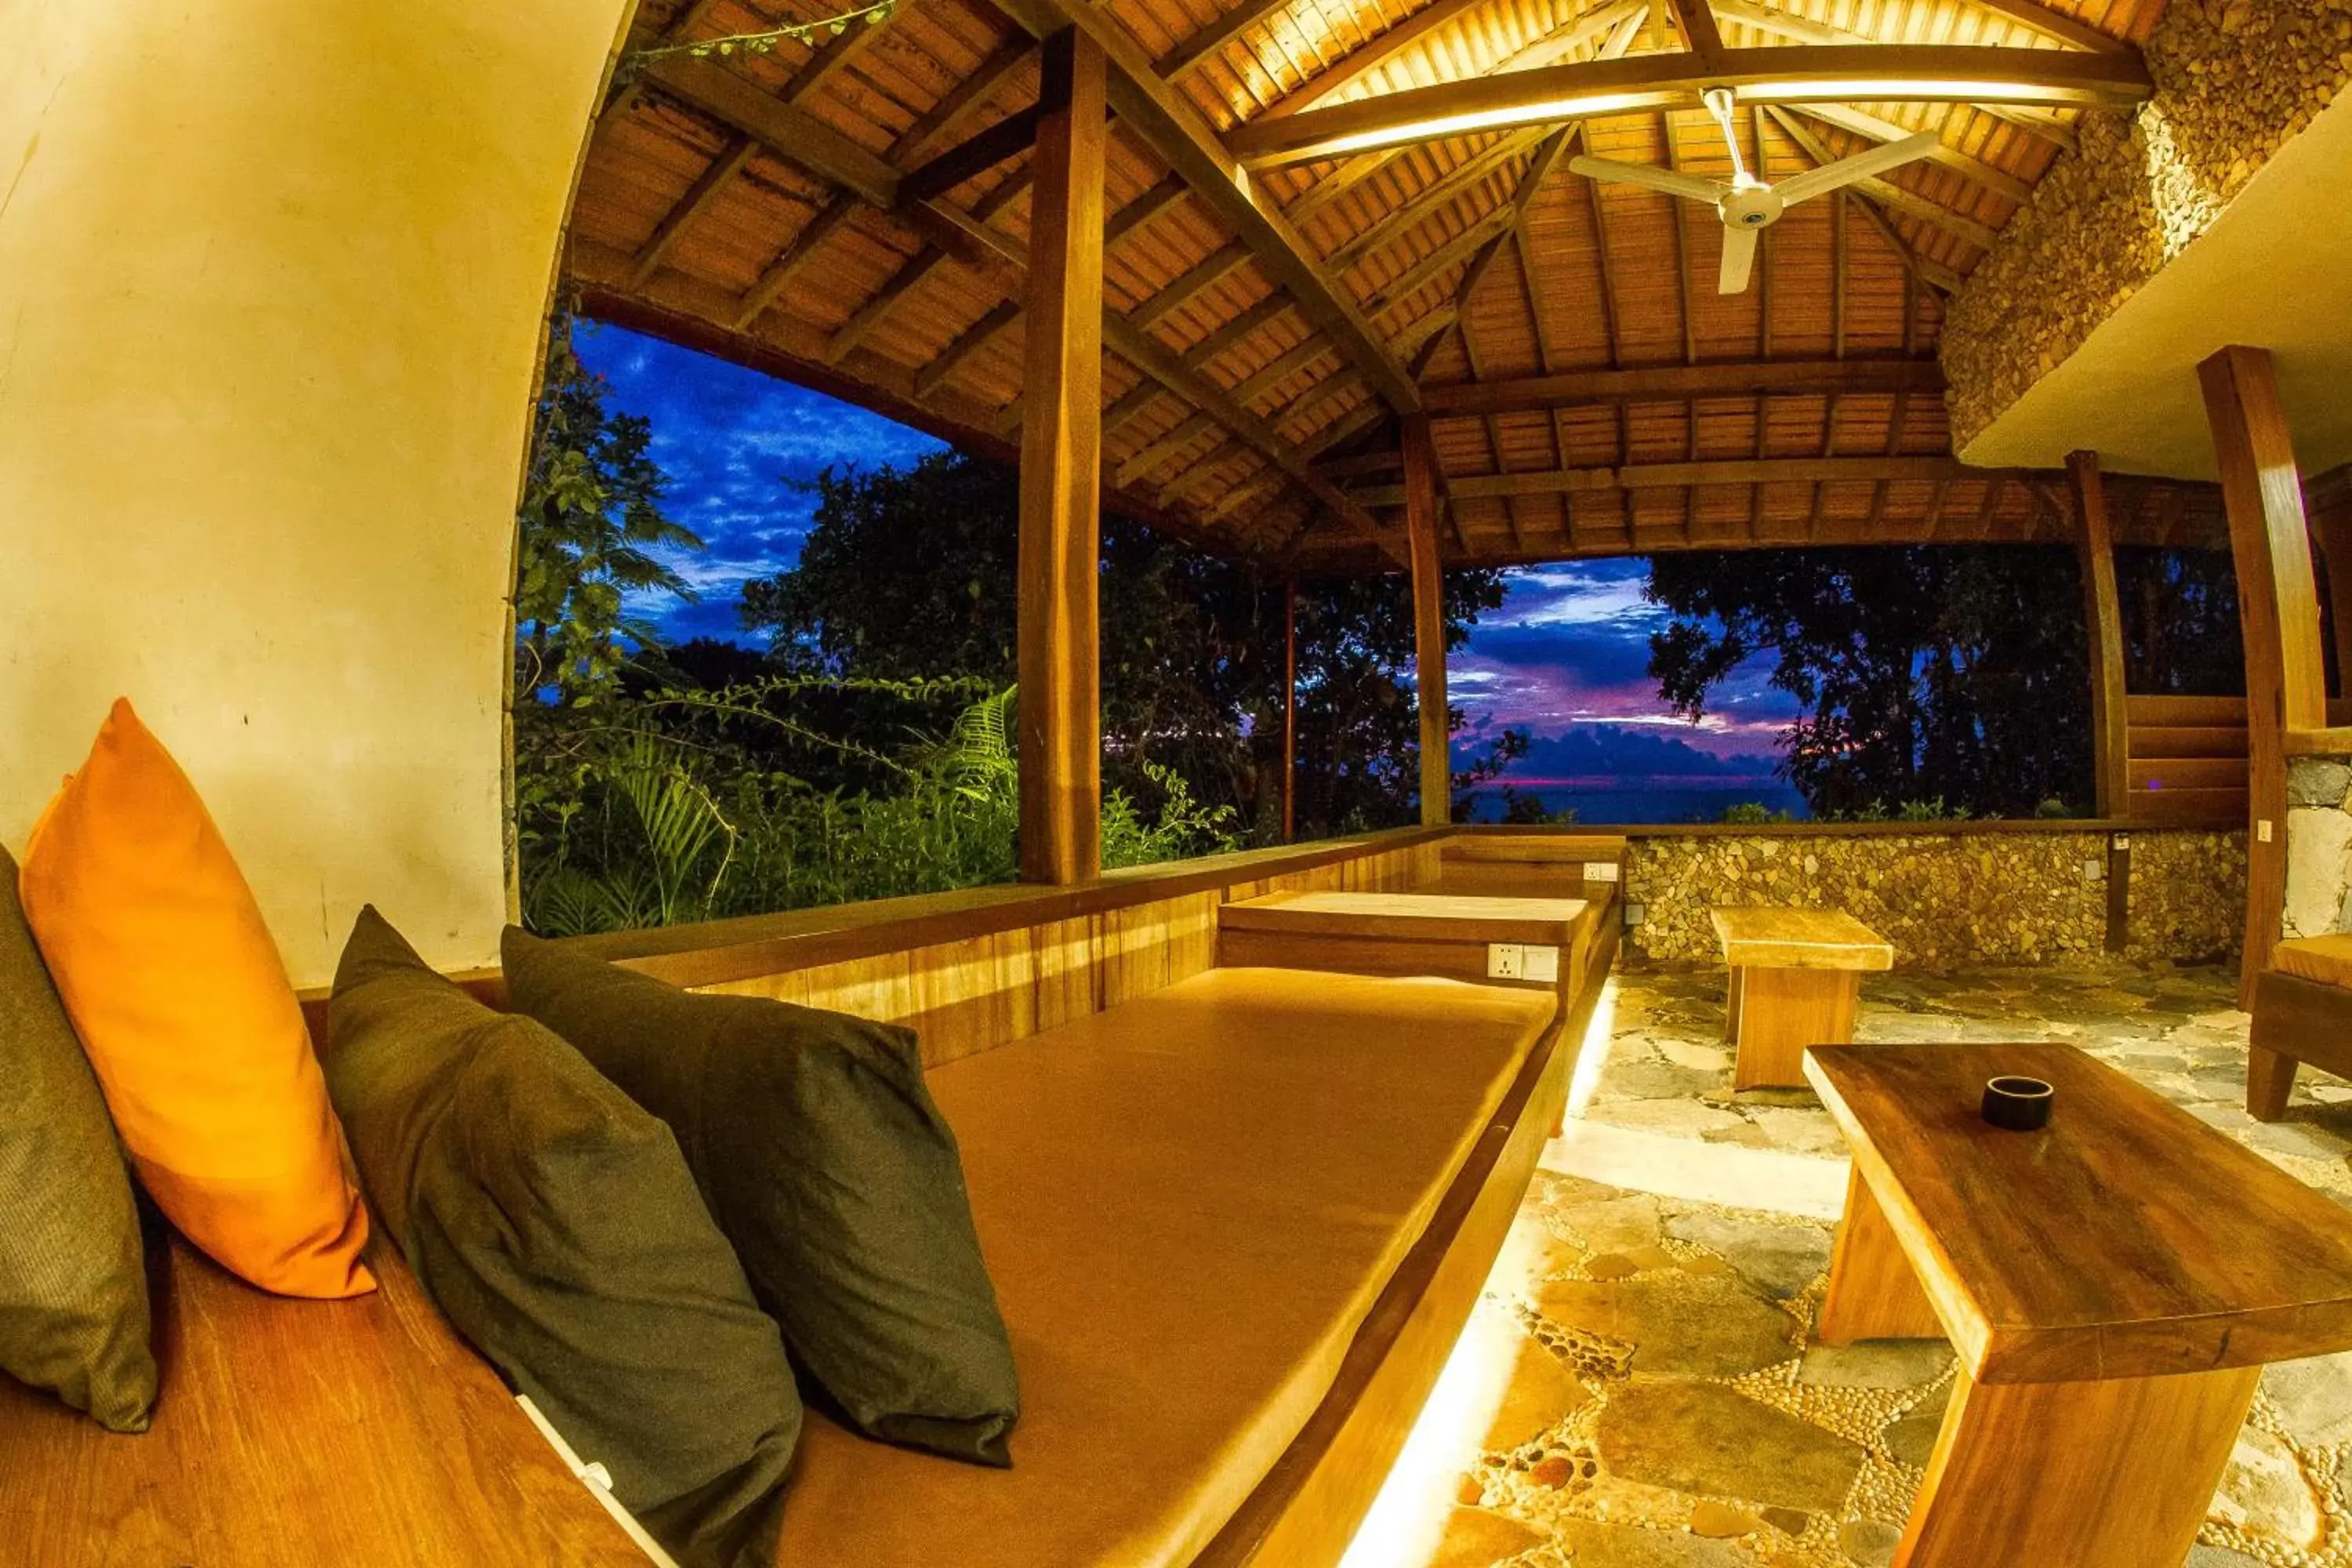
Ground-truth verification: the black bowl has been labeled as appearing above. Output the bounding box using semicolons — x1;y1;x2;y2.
1981;1075;2054;1131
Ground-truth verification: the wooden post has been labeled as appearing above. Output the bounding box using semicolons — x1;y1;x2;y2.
2198;346;2325;1002
1283;576;1298;844
2308;464;2352;695
2067;451;2130;819
1016;27;1106;885
1403;414;1450;826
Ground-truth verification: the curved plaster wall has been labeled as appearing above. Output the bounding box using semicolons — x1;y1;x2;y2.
0;0;633;984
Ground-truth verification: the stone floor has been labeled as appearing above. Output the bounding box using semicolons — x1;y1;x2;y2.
1341;960;2352;1568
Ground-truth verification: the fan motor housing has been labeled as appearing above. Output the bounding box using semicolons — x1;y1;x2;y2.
1719;184;1784;230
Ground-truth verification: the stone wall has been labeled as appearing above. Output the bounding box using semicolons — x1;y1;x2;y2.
1943;1;2352;446
1622;826;2244;968
2285;754;2352;938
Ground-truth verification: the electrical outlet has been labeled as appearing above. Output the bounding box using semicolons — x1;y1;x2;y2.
1525;945;1559;983
1583;862;1621;883
1624;902;1645;927
2260;819;2275;844
1486;942;1526;980
2083;858;2104;881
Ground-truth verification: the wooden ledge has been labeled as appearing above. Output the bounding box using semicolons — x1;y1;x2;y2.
2285;728;2352;757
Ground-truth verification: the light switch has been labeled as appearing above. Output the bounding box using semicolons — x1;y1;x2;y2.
1525;946;1560;982
1584;862;1621;883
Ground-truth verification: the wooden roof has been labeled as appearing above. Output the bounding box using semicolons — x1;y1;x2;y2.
568;0;2227;572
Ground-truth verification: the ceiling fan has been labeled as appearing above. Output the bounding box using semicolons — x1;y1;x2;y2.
1570;89;1940;296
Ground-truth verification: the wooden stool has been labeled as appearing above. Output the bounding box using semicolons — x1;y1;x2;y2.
1711;906;1892;1090
1806;1043;2352;1568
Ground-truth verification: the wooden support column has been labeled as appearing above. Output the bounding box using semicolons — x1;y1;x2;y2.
1016;28;1106;885
1403;414;1450;826
1283;577;1299;844
2307;464;2352;694
2067;451;2129;819
2199;346;2325;1001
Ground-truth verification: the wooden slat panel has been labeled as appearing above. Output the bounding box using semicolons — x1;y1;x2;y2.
2125;787;2251;826
2125;695;2249;728
2128;726;2250;761
2128;757;2248;793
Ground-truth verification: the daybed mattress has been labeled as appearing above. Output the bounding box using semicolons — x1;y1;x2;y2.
774;964;1555;1568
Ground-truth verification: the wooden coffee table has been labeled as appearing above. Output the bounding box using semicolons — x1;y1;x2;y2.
1805;1042;2352;1568
1711;906;1892;1089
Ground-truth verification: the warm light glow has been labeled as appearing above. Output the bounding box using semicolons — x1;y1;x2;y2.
1336;1233;1548;1566
1303;91;1663;158
1564;975;1621;1119
1737;78;2092;107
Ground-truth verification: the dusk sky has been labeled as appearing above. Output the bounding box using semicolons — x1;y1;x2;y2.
576;321;1803;813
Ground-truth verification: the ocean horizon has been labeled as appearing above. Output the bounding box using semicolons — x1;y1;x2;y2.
1465;777;1809;826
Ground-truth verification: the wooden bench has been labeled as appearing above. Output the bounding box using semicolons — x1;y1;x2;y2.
2;829;1621;1568
1219;889;1596;1007
0;1236;651;1565
1711;906;1893;1090
1421;833;1627;907
1807;1042;2352;1568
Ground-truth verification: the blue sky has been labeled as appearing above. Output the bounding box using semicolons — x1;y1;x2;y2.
575;321;1798;786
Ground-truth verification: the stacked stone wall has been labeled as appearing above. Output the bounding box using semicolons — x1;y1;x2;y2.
1944;1;2352;445
1621;827;2244;968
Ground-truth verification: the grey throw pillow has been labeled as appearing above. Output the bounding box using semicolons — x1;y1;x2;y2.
0;844;155;1432
328;908;799;1568
503;927;1020;1466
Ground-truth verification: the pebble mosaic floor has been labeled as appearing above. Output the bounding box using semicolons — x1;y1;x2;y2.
1361;960;2352;1568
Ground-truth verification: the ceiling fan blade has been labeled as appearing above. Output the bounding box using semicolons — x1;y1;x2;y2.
1568;154;1726;205
1718;224;1759;296
1773;132;1941;207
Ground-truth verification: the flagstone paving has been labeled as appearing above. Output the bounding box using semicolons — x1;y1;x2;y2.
1386;960;2352;1568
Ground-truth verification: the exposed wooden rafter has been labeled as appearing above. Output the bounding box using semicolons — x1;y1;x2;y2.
1425;357;1946;416
996;0;1424;416
1227;44;2151;165
1350;456;2019;506
1708;1;2086;149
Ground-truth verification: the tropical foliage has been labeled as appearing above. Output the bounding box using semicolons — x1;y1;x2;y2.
510;316;1486;936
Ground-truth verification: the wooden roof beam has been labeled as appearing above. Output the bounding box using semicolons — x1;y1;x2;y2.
1708;2;2087;150
1104;315;1408;563
1349;455;2026;505
1323;129;1551;272
996;0;1423;415
646;57;899;205
1425;356;1945;416
1130;242;1257;331
1156;0;1295;81
1258;0;1494;124
1229;45;2149;165
781;0;920;103
922;174;1189;404
1964;0;2136;55
628;134;759;289
1763;107;1969;292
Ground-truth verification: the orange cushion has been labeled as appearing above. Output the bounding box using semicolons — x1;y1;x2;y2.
2275;935;2352;992
19;700;373;1299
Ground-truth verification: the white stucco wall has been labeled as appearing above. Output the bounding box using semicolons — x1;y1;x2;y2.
0;0;633;984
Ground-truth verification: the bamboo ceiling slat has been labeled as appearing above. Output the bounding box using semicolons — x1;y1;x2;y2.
571;0;2204;570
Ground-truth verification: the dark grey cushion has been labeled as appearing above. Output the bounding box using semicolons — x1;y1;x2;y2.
503;927;1020;1466
328;908;798;1568
0;844;154;1432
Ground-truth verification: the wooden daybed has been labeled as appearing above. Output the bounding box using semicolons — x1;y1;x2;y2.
0;827;1614;1566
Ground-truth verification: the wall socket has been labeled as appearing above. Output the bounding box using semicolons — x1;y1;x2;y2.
1486;943;1560;982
